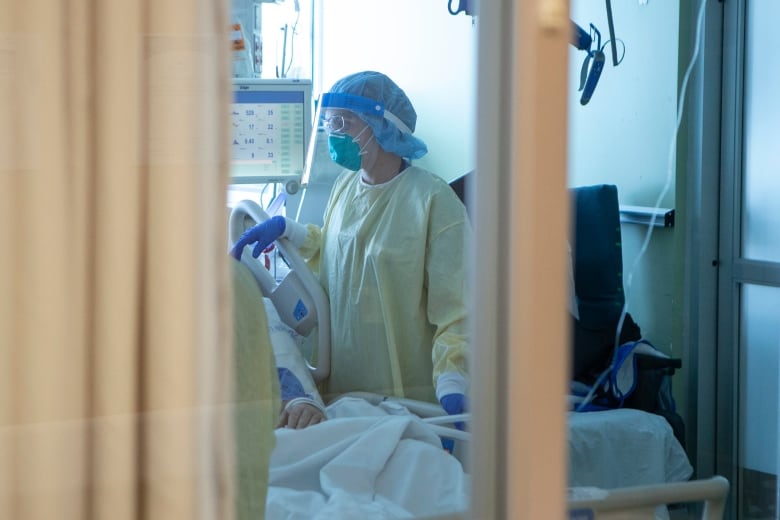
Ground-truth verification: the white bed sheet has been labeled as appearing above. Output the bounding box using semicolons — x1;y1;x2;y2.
261;295;691;516
266;400;691;519
267;397;470;519
568;408;693;489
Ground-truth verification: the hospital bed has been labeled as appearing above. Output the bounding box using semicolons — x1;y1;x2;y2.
228;185;707;518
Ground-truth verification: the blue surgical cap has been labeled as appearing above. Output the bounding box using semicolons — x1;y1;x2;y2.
321;71;428;160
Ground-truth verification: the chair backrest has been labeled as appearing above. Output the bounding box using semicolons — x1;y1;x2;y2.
446;178;631;381
569;184;625;330
446;178;627;328
448;170;472;219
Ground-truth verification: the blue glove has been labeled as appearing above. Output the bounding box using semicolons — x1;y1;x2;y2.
231;215;286;260
439;393;467;454
440;393;467;430
441;437;456;454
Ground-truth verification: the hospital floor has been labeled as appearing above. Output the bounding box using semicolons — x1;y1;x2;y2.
666;469;777;519
663;475;776;520
665;468;777;520
739;468;776;520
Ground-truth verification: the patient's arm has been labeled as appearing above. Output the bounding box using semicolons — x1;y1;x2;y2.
276;367;327;429
277;399;326;429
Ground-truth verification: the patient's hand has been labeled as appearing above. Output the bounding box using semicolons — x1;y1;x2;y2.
277;400;326;429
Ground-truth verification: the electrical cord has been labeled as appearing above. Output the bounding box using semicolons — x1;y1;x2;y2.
276;1;300;78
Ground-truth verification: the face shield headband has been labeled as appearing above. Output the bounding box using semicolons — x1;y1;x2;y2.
320;92;412;134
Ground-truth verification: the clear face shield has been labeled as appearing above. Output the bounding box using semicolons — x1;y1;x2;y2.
322;113;356;135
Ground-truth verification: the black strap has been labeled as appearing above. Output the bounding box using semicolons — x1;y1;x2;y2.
605;0;619;66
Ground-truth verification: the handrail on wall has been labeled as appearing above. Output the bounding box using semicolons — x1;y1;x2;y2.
619;205;675;227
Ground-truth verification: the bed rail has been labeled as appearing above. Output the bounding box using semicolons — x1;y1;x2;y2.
568;475;730;520
229;199;331;383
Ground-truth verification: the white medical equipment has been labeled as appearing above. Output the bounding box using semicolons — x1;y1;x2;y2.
229;199;330;382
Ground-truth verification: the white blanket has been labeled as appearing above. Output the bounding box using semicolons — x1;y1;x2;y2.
568;408;693;489
261;297;690;517
267;398;470;520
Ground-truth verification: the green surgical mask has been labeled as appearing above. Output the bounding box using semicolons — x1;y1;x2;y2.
328;126;371;171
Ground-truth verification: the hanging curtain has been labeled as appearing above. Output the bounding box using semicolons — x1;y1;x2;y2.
0;0;258;518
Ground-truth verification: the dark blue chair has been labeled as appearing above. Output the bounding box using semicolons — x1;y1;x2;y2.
569;184;642;383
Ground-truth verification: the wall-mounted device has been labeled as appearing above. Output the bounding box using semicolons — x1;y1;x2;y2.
448;0;476;16
569;1;623;106
571;22;606;106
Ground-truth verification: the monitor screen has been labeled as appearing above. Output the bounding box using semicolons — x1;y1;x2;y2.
231;78;312;184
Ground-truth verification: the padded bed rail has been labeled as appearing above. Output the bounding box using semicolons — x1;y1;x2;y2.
229;199;331;383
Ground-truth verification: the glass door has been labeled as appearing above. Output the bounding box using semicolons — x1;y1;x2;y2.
718;1;780;518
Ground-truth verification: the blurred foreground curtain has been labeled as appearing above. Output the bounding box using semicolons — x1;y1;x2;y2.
0;0;239;519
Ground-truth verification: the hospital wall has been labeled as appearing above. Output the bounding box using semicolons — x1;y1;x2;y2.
567;1;687;417
317;0;477;183
316;2;688;420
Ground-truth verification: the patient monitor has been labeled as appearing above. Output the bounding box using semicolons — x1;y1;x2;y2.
230;78;312;192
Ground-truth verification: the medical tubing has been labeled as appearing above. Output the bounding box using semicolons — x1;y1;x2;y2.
582;0;708;412
574;363;612;412
282;8;300;78
576;1;707;412
617;0;708;352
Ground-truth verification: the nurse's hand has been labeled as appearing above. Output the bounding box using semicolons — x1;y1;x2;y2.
440;393;468;430
231;215;286;260
277;399;326;429
439;393;467;454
